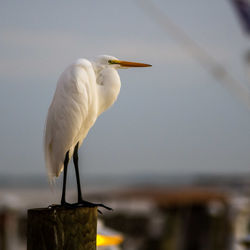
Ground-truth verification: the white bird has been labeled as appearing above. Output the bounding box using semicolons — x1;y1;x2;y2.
44;55;151;209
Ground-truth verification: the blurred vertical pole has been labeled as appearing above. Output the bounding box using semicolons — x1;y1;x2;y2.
0;209;19;250
0;212;7;250
27;206;97;250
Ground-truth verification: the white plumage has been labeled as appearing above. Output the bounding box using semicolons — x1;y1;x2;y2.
44;55;151;213
44;56;122;180
44;55;151;207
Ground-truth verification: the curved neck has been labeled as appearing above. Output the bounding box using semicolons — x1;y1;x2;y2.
96;68;121;115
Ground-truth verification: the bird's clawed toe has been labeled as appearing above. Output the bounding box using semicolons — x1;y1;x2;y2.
61;201;74;208
49;200;112;214
73;199;113;213
48;202;74;209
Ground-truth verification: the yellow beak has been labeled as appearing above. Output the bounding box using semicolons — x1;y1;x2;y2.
111;59;152;67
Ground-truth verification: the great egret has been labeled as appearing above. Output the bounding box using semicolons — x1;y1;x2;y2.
44;55;151;209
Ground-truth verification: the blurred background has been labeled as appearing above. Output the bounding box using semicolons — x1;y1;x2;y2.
1;0;250;249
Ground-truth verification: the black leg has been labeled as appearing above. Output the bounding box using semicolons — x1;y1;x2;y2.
55;147;111;212
73;142;83;202
61;150;69;205
72;142;113;213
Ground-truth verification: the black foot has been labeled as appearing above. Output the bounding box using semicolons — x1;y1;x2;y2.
48;200;113;214
48;202;74;209
73;199;113;214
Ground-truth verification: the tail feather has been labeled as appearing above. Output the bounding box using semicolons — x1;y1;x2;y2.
44;140;64;182
44;115;63;183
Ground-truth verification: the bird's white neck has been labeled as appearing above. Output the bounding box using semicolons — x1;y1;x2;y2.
96;68;121;115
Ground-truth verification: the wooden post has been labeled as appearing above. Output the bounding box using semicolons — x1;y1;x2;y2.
27;206;97;250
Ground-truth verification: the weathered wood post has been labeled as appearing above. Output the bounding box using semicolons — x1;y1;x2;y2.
27;206;97;250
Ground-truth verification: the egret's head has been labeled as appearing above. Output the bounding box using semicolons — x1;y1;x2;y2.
95;55;152;69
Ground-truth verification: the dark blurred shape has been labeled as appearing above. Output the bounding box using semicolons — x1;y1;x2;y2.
0;208;24;250
100;187;231;250
0;212;7;250
230;0;250;34
2;174;250;250
239;234;250;249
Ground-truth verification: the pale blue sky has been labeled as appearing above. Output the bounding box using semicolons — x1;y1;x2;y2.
0;0;250;178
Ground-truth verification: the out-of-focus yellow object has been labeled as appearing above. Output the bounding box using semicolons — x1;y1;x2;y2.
96;234;123;246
